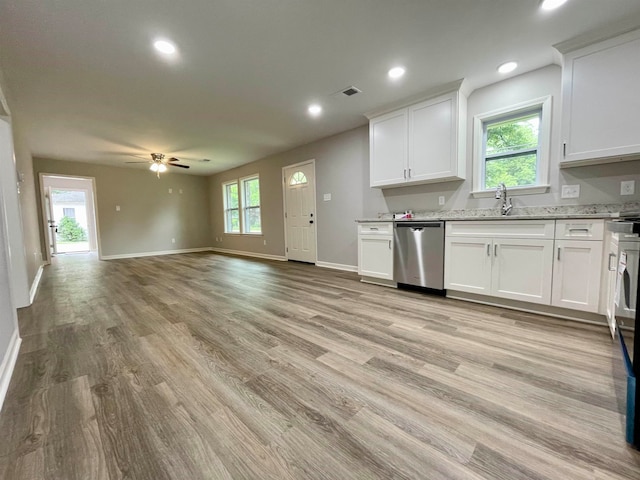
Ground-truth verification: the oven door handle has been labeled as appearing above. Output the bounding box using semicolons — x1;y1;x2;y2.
609;253;617;271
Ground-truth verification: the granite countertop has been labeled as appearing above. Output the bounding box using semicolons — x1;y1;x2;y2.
356;202;640;223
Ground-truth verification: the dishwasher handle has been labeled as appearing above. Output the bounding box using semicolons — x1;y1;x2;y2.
395;222;444;229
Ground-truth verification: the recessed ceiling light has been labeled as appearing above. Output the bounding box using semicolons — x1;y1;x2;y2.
153;39;177;55
497;61;518;74
308;104;322;116
540;0;568;11
388;66;406;79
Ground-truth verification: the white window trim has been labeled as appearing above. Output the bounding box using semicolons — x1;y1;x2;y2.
240;174;262;235
222;179;240;234
471;95;552;198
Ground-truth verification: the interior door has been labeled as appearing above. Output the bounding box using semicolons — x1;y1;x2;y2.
284;162;316;263
45;186;58;256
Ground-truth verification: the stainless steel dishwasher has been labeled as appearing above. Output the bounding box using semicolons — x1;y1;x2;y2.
394;222;445;290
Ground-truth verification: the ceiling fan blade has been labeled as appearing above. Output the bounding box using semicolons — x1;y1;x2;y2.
168;157;180;162
169;163;190;169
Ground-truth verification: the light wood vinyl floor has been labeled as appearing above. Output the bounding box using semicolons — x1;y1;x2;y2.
1;252;639;479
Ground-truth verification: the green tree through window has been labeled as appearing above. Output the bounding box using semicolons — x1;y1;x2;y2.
484;111;540;189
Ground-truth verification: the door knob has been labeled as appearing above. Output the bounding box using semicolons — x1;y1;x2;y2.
309;220;314;224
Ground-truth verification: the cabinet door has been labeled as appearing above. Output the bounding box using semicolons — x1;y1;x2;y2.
408;93;458;183
444;237;492;294
605;239;618;337
561;30;640;164
358;236;394;280
491;239;553;305
370;110;407;187
551;240;603;313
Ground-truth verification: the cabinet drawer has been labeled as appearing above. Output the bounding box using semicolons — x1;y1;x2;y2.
446;220;555;239
358;223;393;235
555;219;604;240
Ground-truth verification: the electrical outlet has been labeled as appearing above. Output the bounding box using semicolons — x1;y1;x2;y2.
171;238;176;244
115;205;120;211
621;180;635;196
179;189;183;194
168;188;172;194
263;240;267;246
438;196;445;206
323;193;331;201
561;184;580;199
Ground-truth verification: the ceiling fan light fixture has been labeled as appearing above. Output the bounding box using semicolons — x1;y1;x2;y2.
158;164;168;173
150;163;159;172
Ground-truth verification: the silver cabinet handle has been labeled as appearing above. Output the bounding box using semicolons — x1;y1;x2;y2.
408;168;411;178
487;244;491;257
568;228;590;233
403;169;407;179
388;240;391;249
494;244;498;257
370;227;379;231
557;247;561;261
609;253;616;271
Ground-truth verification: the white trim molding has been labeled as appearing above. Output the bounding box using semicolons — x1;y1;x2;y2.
101;247;211;260
210;247;287;262
316;261;358;272
0;329;21;413
28;263;44;305
472;95;552;196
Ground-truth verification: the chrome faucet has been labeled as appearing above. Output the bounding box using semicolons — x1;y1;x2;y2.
495;183;513;216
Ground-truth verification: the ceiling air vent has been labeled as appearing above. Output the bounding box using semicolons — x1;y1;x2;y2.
341;86;362;97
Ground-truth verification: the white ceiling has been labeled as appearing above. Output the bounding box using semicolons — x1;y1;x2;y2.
2;0;640;176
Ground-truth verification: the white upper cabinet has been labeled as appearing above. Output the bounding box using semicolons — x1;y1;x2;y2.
368;85;467;188
559;29;640;166
369;110;408;187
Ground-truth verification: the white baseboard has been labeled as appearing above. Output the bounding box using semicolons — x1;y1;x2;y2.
28;264;44;305
101;247;212;260
210;247;287;262
316;261;358;272
0;329;21;413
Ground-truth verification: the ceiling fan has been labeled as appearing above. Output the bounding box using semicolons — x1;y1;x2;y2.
126;153;190;177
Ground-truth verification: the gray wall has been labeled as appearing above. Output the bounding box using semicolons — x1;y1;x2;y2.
365;65;640;216
209;126;368;266
0;153;18;381
0;65;42;296
11;115;42;285
33;158;211;258
210;64;640;268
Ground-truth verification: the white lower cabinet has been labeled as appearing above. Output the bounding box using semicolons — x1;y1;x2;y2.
444;238;492;294
492;239;554;305
551;240;603;313
604;233;619;337
358;223;393;280
445;219;606;314
445;235;553;305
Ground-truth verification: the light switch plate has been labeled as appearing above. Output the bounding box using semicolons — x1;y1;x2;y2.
561;184;580;199
621;180;635;196
115;205;120;211
438;196;445;206
323;193;331;201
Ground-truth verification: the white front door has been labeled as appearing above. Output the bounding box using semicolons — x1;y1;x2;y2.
284;161;317;263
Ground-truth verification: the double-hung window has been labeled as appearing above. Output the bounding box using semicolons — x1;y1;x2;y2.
241;175;261;234
223;181;240;233
223;175;262;234
472;96;551;196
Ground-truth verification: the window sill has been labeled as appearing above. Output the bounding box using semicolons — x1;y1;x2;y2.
470;184;550;198
224;232;263;236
